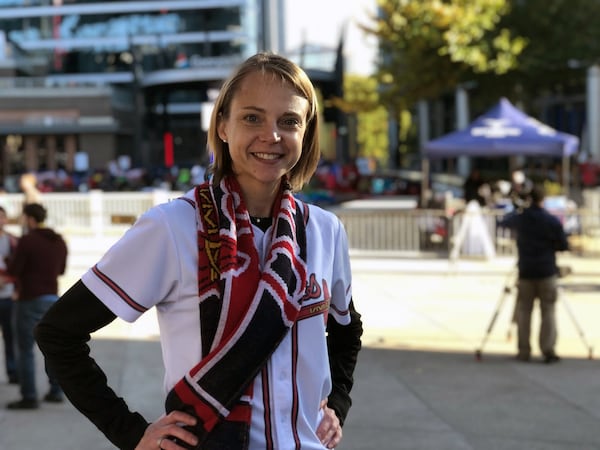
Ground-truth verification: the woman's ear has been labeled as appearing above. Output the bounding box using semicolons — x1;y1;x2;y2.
217;120;228;143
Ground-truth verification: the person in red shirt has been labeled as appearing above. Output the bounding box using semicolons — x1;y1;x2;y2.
6;203;68;409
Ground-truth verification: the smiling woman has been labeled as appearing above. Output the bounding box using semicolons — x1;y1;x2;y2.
214;70;310;216
208;53;320;195
35;52;363;450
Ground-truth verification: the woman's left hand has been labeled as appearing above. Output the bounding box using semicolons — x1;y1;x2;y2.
135;411;199;450
316;399;342;449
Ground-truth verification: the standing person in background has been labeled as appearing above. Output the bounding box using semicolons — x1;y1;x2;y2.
0;206;18;384
35;52;363;450
508;169;533;211
499;185;569;363
463;168;486;206
5;203;68;409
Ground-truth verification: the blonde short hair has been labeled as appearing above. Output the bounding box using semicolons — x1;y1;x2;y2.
207;52;320;191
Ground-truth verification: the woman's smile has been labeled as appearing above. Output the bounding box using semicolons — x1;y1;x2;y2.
252;152;283;161
218;71;310;193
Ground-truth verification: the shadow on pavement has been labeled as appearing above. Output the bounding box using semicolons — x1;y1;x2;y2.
3;340;600;450
342;346;600;450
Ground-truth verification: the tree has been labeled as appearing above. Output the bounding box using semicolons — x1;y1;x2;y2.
479;0;600;107
360;0;525;167
328;75;389;167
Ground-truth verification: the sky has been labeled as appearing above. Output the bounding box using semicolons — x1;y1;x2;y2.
284;0;378;75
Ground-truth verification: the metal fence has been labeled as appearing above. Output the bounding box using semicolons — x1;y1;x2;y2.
0;190;181;236
332;205;600;257
2;189;599;256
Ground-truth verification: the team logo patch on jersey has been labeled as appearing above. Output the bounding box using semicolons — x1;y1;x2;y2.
298;273;330;323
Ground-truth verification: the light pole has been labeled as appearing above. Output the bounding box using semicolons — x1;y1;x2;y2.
587;64;600;162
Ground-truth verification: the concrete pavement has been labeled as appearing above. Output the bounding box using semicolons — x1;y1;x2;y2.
1;254;600;449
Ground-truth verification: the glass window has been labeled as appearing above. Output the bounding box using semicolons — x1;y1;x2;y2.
4;6;246;75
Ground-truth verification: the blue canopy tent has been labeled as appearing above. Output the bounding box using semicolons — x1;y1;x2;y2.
421;97;580;199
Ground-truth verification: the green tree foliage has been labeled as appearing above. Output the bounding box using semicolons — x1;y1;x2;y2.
357;106;389;167
346;0;600;169
331;74;380;113
356;0;525;168
475;0;600;108
329;75;389;167
362;0;525;111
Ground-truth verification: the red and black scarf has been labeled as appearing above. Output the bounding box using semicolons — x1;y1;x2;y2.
165;176;307;448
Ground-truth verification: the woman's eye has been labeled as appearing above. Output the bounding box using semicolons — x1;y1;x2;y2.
282;118;301;127
244;115;259;123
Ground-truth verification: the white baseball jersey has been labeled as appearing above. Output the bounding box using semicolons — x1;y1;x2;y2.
81;189;353;449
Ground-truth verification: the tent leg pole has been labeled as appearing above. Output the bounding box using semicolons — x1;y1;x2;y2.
562;155;569;198
421;157;429;207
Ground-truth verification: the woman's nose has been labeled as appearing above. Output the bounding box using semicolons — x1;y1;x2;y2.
259;126;281;143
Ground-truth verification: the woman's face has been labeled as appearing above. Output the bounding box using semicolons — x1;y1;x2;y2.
218;71;309;190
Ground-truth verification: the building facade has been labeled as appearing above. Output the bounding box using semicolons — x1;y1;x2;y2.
0;0;343;190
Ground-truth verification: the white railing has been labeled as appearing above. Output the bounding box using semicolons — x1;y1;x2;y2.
1;189;183;236
333;206;600;257
2;189;599;256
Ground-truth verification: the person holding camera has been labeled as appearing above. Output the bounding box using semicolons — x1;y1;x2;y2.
499;185;569;363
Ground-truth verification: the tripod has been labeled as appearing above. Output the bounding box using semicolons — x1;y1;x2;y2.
559;285;594;360
474;267;517;361
475;267;594;361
